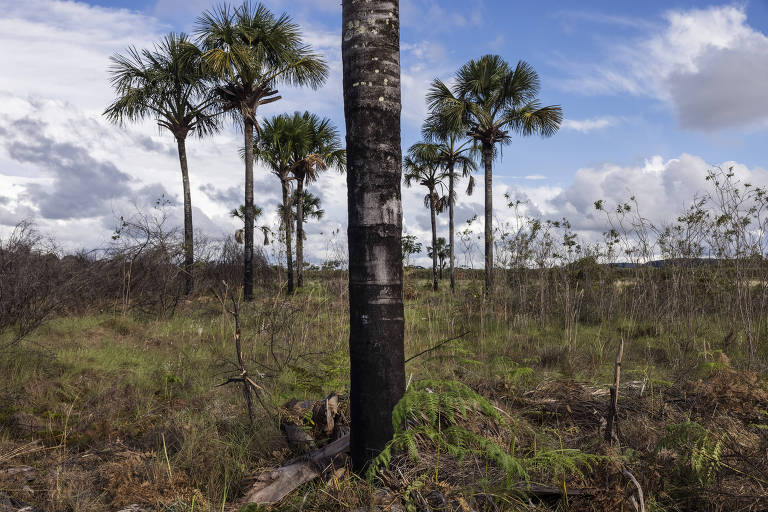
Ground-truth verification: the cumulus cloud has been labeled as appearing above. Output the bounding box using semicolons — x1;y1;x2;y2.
564;5;768;131
561;117;616;133
548;154;768;233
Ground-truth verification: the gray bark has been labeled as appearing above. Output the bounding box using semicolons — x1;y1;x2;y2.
483;143;494;294
296;177;304;288
342;0;406;473
176;136;194;296
243;118;255;301
281;177;295;294
448;162;455;293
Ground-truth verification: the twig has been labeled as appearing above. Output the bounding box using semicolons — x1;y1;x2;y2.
622;467;645;512
605;337;624;443
405;331;470;363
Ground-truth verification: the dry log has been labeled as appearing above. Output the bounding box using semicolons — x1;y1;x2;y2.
240;434;350;505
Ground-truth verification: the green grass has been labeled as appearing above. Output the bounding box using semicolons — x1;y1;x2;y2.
1;274;767;511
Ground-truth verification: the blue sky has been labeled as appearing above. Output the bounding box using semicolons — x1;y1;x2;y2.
1;0;768;264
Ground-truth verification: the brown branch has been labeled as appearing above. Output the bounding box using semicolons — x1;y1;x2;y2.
405;331;470;364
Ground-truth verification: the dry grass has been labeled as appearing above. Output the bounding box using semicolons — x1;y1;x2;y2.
1;274;768;511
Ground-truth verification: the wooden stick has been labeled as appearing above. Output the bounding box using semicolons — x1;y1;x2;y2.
622;467;646;512
240;434;350;505
605;337;624;443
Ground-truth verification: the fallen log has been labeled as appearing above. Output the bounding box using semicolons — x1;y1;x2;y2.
239;434;350;505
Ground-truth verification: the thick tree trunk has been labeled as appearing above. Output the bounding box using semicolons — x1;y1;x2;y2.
342;0;405;473
296;178;305;288
282;178;295;294
243;118;255;301
483;143;494;294
176;136;194;296
448;162;455;293
429;192;438;291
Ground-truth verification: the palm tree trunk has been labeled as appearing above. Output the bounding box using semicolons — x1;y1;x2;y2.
342;0;405;473
448;162;455;293
483;142;494;294
176;135;194;296
430;192;438;291
243;118;255;301
282;178;295;294
296;178;305;288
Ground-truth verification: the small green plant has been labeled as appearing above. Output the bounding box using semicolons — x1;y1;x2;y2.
658;421;724;486
368;380;602;487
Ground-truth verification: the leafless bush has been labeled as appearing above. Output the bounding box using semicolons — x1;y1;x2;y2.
0;221;60;348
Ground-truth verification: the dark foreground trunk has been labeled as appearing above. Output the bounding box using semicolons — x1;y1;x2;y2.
429;191;438;291
176;136;194;296
282;178;295;294
483;142;493;294
448;162;455;293
296;178;305;288
243;118;255;301
342;0;406;473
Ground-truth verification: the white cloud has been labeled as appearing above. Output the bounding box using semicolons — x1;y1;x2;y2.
564;5;768;131
524;174;548;180
561;117;616;133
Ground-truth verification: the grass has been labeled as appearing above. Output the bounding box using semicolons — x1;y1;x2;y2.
1;274;768;511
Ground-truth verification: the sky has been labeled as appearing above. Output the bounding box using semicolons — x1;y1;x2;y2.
1;0;768;265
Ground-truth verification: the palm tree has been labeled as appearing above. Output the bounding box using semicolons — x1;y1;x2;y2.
404;143;448;291
276;190;325;276
253;113;307;294
287;112;345;288
231;204;271;245
195;1;328;301
427;55;562;293
419;115;476;293
342;0;405;472
428;236;450;279
104;33;219;296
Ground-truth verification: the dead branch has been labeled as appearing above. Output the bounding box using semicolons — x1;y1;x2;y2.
405;331;470;363
605;337;624;443
239;434;350;505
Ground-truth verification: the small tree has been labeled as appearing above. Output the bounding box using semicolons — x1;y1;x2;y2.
402;234;423;267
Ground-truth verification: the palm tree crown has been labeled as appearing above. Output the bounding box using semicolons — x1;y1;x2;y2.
104;33;219;139
426;55;561;149
195;2;328;128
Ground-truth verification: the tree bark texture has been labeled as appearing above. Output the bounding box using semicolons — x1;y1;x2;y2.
448;162;455;293
342;0;406;473
483;143;494;294
281;177;295;294
176;136;194;296
296;178;305;288
243;118;255;301
429;191;438;291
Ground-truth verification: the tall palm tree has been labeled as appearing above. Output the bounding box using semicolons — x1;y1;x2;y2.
428;236;450;279
195;1;328;301
342;0;405;472
104;33;219;296
287;112;345;288
404;144;448;291
427;55;562;293
419;115;476;293
253;113;307;294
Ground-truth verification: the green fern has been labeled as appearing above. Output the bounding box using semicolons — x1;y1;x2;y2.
659;421;724;485
368;380;600;486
